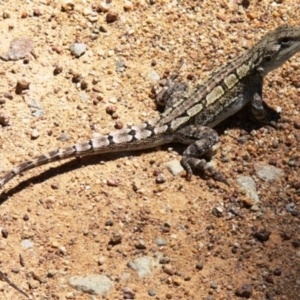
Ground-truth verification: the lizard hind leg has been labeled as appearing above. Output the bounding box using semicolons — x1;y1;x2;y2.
156;81;189;110
155;60;189;110
175;125;229;185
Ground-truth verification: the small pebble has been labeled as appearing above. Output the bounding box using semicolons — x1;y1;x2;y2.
3;11;10;19
124;1;133;11
98;2;110;12
69;43;86;57
196;260;203;270
98;256;106;265
155;237;167;246
272;138;279;148
72;73;81;83
162;265;174;276
148;289;156;296
61;0;74;11
107;179;119;187
212;206;223;218
0;240;7;250
1;228;8;238
16;80;30;94
148;70;160;82
51;182;59;190
235;283;253;298
88;13;98;23
83;8;92;16
28;279;39;289
59;246;67;255
291;76;300;88
52;45;63;54
31;129;40;139
294;119;300;129
165;160;184;176
0;111;10;126
60;132;69;142
106;105;117;115
99;25;108;33
250;204;260;212
33;9;41;16
273;267;282;276
47;270;57;278
123;286;135;299
115;120;123;129
21;12;28;19
156;173;166;184
53;64;63;75
265;275;274;284
11;267;20;273
241;197;255;208
159;256;170;264
109;232;122;246
19;254;24;267
80;80;88;90
21;239;34;249
254;228;270;242
105;219;114;226
293;240;300;248
23;214;29;221
4;92;13;100
135;240;147;250
106;11;118;23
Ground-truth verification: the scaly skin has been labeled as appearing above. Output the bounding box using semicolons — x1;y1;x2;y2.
1;24;300;189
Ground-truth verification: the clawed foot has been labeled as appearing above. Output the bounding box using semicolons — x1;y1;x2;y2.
182;157;229;186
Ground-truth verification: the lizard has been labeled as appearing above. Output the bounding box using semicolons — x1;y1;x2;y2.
0;24;300;190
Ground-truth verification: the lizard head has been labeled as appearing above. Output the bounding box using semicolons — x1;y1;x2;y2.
258;24;300;75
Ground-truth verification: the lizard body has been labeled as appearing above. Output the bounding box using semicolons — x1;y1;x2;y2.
1;24;300;189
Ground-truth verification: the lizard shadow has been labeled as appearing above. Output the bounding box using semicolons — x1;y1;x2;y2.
0;151;139;203
0;104;280;202
214;101;281;135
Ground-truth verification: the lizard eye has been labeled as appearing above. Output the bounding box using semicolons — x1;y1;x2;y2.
265;55;272;62
279;37;291;47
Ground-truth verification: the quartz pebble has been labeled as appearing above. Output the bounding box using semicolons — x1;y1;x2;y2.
69;43;86;57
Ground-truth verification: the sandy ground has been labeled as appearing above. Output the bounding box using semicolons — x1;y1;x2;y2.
0;0;300;299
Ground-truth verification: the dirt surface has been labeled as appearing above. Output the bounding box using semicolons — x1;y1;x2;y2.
0;1;300;299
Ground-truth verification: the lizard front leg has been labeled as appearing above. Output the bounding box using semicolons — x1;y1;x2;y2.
174;125;228;185
249;76;280;126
